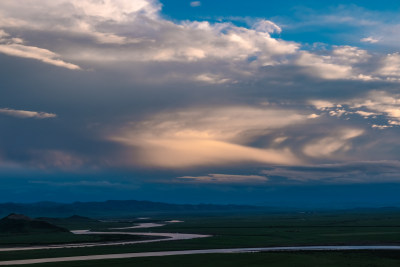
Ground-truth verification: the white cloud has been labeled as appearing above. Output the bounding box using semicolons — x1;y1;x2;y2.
0;29;8;38
331;46;370;64
349;91;400;124
1;0;400;84
0;43;80;70
195;73;231;84
0;108;57;119
355;110;376;117
329;109;347;117
70;0;161;21
372;124;391;130
178;174;268;184
0;30;80;69
361;36;379;43
296;46;372;80
252;20;281;34
296;51;354;80
376;53;400;80
311;100;336;110
0;0;299;80
190;1;201;7
307;114;320;119
310;91;400;129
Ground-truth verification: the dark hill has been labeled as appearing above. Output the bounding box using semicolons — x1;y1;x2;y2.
37;215;98;223
0;213;69;234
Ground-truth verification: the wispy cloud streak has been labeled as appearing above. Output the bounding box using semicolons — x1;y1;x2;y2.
0;108;57;119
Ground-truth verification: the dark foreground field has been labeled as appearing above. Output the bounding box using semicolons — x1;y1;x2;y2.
12;251;400;267
1;210;400;266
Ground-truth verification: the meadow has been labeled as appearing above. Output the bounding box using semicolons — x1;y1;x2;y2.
1;210;400;266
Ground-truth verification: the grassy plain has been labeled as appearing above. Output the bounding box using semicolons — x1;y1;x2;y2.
0;232;157;246
19;251;400;267
1;210;400;265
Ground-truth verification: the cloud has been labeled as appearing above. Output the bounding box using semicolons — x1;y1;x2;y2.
0;43;81;70
262;161;400;184
2;0;400;188
0;0;300;84
361;36;379;43
27;150;84;170
311;100;336;110
110;106;307;168
295;46;373;80
178;174;268;184
190;1;201;7
0;29;80;69
303;129;364;158
348;91;400;126
195;73;231;84
2;0;400;85
1;0;400;85
0;108;57;119
376;53;400;80
252;20;281;34
310;91;400;129
297;52;352;80
70;0;161;21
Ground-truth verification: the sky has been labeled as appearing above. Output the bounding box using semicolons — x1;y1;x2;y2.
1;0;400;207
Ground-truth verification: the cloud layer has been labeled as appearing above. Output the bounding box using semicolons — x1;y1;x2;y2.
1;0;400;189
0;108;56;119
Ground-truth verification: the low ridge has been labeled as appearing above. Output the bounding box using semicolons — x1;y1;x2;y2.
0;213;69;234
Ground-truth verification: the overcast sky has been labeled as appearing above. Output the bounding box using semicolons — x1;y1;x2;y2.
1;0;400;206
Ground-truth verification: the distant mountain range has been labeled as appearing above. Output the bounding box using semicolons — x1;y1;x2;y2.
0;200;268;218
1;200;398;218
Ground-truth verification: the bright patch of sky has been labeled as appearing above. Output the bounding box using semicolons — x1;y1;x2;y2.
161;0;400;50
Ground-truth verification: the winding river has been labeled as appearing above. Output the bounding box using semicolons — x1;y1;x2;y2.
1;222;400;265
0;229;210;252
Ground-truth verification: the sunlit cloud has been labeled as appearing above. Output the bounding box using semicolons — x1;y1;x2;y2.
0;108;56;119
110;106;308;168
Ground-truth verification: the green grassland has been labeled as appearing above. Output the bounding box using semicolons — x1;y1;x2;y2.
0;215;163;247
0;232;158;246
1;210;400;264
8;251;400;267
